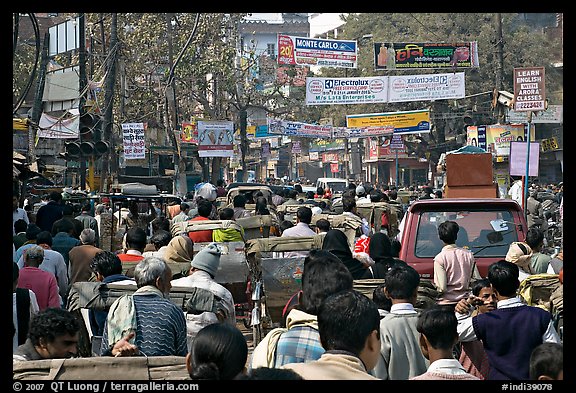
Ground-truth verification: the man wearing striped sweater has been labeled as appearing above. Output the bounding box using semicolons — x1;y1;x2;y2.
100;256;187;357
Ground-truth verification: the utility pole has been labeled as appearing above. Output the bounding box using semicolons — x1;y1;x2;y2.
165;13;185;195
29;32;50;172
78;13;87;189
495;13;506;123
103;13;118;191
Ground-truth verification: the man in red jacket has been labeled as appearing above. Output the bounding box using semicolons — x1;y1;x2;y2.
187;200;214;243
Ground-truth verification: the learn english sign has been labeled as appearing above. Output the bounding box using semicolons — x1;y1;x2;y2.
513;67;546;112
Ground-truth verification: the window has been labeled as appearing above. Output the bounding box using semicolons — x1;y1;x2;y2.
414;209;518;258
267;43;276;58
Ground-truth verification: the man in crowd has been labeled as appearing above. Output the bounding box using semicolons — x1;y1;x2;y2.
36;191;64;233
75;202;100;247
13;194;29;236
455;260;560;380
117;227;147;276
17;245;61;311
100;256;188;357
281;206;316;258
171;243;236;351
17;231;68;305
68;228;102;286
13;308;80;361
281;290;381;380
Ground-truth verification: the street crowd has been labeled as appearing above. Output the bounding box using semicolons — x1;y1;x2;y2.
12;178;563;381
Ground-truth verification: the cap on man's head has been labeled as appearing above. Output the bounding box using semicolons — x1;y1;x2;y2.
191;243;221;276
356;185;365;195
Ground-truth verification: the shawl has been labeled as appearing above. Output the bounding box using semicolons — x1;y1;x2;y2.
106;285;164;346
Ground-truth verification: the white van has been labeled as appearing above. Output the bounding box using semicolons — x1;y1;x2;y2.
315;177;349;195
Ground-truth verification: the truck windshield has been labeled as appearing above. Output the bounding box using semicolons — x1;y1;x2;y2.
415;209;519;258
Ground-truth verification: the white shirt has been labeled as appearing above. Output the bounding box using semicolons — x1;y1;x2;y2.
423;358;471;376
508;180;523;206
281;222;316;258
13;208;29;235
389;302;418;315
13;289;40;352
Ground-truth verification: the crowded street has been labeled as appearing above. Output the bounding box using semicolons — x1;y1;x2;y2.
13;12;563;383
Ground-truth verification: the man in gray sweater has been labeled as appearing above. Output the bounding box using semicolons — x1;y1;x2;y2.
372;263;428;379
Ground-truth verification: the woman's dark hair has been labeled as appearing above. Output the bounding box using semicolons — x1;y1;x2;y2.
188;323;248;380
255;196;270;215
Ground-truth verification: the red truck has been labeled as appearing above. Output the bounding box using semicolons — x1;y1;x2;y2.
398;198;528;279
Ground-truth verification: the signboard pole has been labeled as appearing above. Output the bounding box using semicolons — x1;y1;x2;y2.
395;149;399;186
523;113;533;216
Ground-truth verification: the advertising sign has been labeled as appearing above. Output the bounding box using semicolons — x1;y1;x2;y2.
306;76;388;105
37;112;79;139
122;123;146;160
388;72;465;102
197;120;234;158
333;126;394;139
292;140;301;154
509;141;540;176
513;67;546;112
267;118;332;138
507;105;562;123
389;134;405;150
309;139;346;152
180;120;198;144
261;142;271;158
346;109;431;135
466;124;533;156
322;153;340;163
278;34;357;68
373;41;479;70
